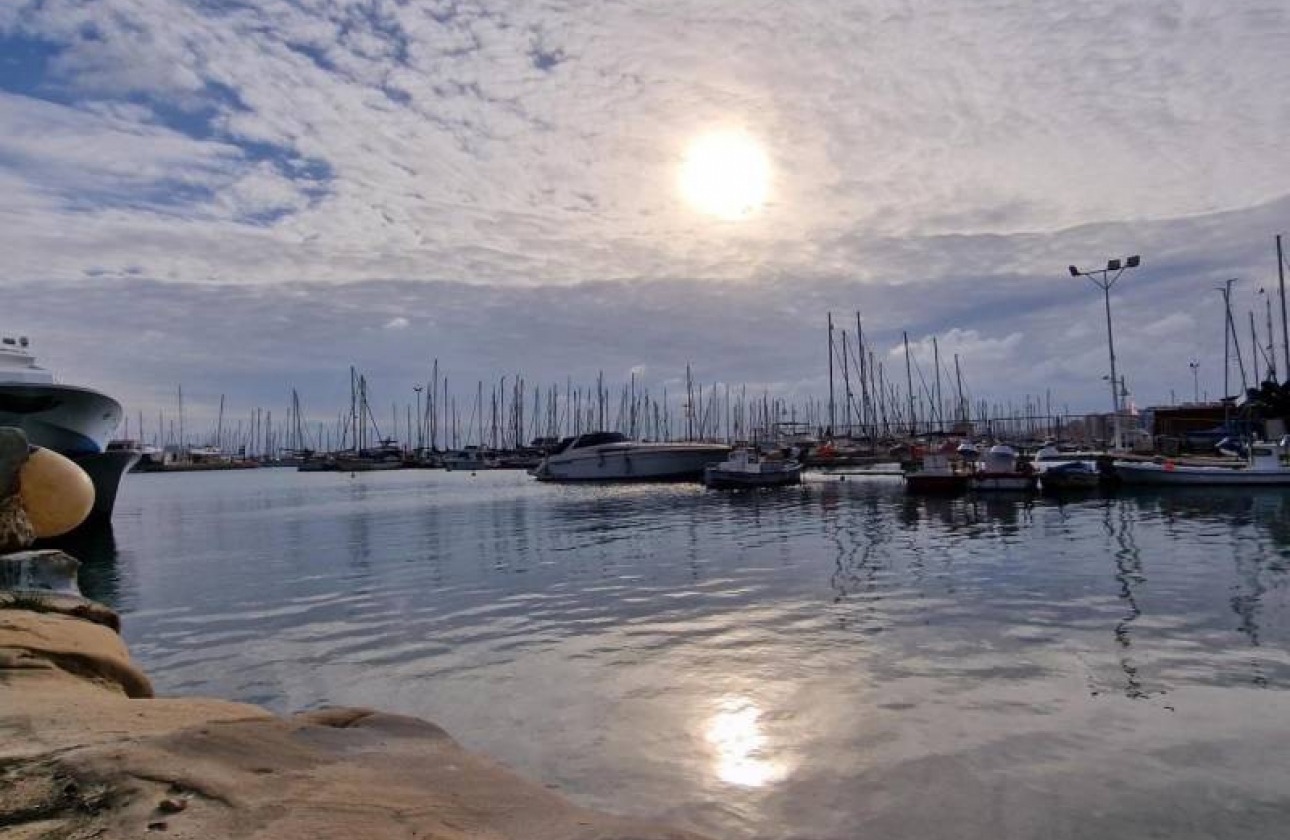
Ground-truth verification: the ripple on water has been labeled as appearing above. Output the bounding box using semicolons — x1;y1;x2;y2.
80;470;1290;840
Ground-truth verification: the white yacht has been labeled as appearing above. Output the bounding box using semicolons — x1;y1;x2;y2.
1115;439;1290;485
532;432;730;482
0;335;137;521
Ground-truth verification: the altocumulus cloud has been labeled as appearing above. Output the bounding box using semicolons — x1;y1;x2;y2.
0;0;1288;422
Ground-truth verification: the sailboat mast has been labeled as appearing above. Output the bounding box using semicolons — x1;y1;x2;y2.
1279;234;1289;377
932;336;942;433
826;312;836;434
903;331;915;435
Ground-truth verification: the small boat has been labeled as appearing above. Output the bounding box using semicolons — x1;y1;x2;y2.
532;432;730;482
704;447;802;489
1038;460;1100;492
970;444;1038;492
1114;439;1290;485
904;442;969;494
443;446;501;471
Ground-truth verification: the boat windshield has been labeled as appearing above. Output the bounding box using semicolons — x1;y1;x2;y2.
570;432;628;450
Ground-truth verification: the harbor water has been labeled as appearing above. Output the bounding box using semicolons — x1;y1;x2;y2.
75;470;1290;839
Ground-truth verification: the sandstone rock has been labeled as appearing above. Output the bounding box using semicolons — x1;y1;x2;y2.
0;607;711;840
0;609;152;698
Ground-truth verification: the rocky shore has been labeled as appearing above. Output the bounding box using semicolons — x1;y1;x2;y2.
0;427;710;840
1;551;710;840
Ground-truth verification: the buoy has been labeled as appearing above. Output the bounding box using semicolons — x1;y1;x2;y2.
18;447;95;538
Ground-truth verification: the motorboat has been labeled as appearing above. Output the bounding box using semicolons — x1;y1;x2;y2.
1114;439;1290;485
443;446;501;471
1038;460;1101;492
704;447;802;489
904;441;969;495
970;444;1038;491
532;432;730;482
0;335;137;522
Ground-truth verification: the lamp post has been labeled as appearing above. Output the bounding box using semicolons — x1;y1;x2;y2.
1068;255;1141;451
1189;360;1200;403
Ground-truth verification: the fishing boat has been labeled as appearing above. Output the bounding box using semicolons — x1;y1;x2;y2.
970;444;1038;491
0;335;138;522
532;432;730;482
1114;440;1290;485
904;441;969;495
704;447;802;489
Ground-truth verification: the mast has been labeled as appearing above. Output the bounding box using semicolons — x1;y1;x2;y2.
1264;291;1278;382
826;312;836;434
932;336;942;433
1279;234;1288;378
903;331;915;435
954;354;965;428
855;312;868;436
840;329;852;435
1250;310;1261;385
216;394;225;452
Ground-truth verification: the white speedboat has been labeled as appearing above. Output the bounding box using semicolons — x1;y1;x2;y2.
0;335;137;521
1115;440;1290;485
970;444;1038;492
704;447;802;489
532;432;730;482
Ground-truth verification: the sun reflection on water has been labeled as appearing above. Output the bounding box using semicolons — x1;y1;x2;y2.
704;696;786;788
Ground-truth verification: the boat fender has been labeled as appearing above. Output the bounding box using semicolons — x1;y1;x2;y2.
1164;460;1175;471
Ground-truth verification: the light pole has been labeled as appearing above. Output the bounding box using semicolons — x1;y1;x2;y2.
1068;255;1141;450
1189;360;1200;403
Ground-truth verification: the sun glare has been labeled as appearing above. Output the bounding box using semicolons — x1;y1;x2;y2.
679;130;770;221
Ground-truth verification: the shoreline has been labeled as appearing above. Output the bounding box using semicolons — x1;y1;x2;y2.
0;550;709;840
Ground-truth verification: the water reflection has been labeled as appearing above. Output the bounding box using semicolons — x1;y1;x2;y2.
704;696;787;788
96;471;1290;840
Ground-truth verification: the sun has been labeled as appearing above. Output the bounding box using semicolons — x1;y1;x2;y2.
679;130;770;221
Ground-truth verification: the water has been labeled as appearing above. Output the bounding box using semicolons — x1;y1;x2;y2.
72;469;1290;839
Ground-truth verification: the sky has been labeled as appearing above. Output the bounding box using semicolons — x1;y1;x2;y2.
3;0;1290;439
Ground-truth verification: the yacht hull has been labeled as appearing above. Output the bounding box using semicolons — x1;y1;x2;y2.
704;462;802;489
536;444;730;482
72;448;141;523
0;384;123;455
1115;462;1290;485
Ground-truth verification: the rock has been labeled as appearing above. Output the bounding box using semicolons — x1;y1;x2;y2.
0;608;711;840
0;494;36;553
0;427;29;496
19;448;96;539
0;609;152;698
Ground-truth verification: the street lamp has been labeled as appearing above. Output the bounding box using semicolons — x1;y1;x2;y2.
1189;360;1200;403
1068;254;1141;450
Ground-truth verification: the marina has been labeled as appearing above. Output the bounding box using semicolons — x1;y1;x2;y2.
5;2;1290;836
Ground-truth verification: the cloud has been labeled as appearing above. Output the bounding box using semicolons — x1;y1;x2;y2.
1;0;1289;430
383;316;410;330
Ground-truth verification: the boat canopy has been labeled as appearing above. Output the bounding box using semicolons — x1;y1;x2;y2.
569;431;628;450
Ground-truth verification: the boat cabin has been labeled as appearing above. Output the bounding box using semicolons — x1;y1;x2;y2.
0;336;54;385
